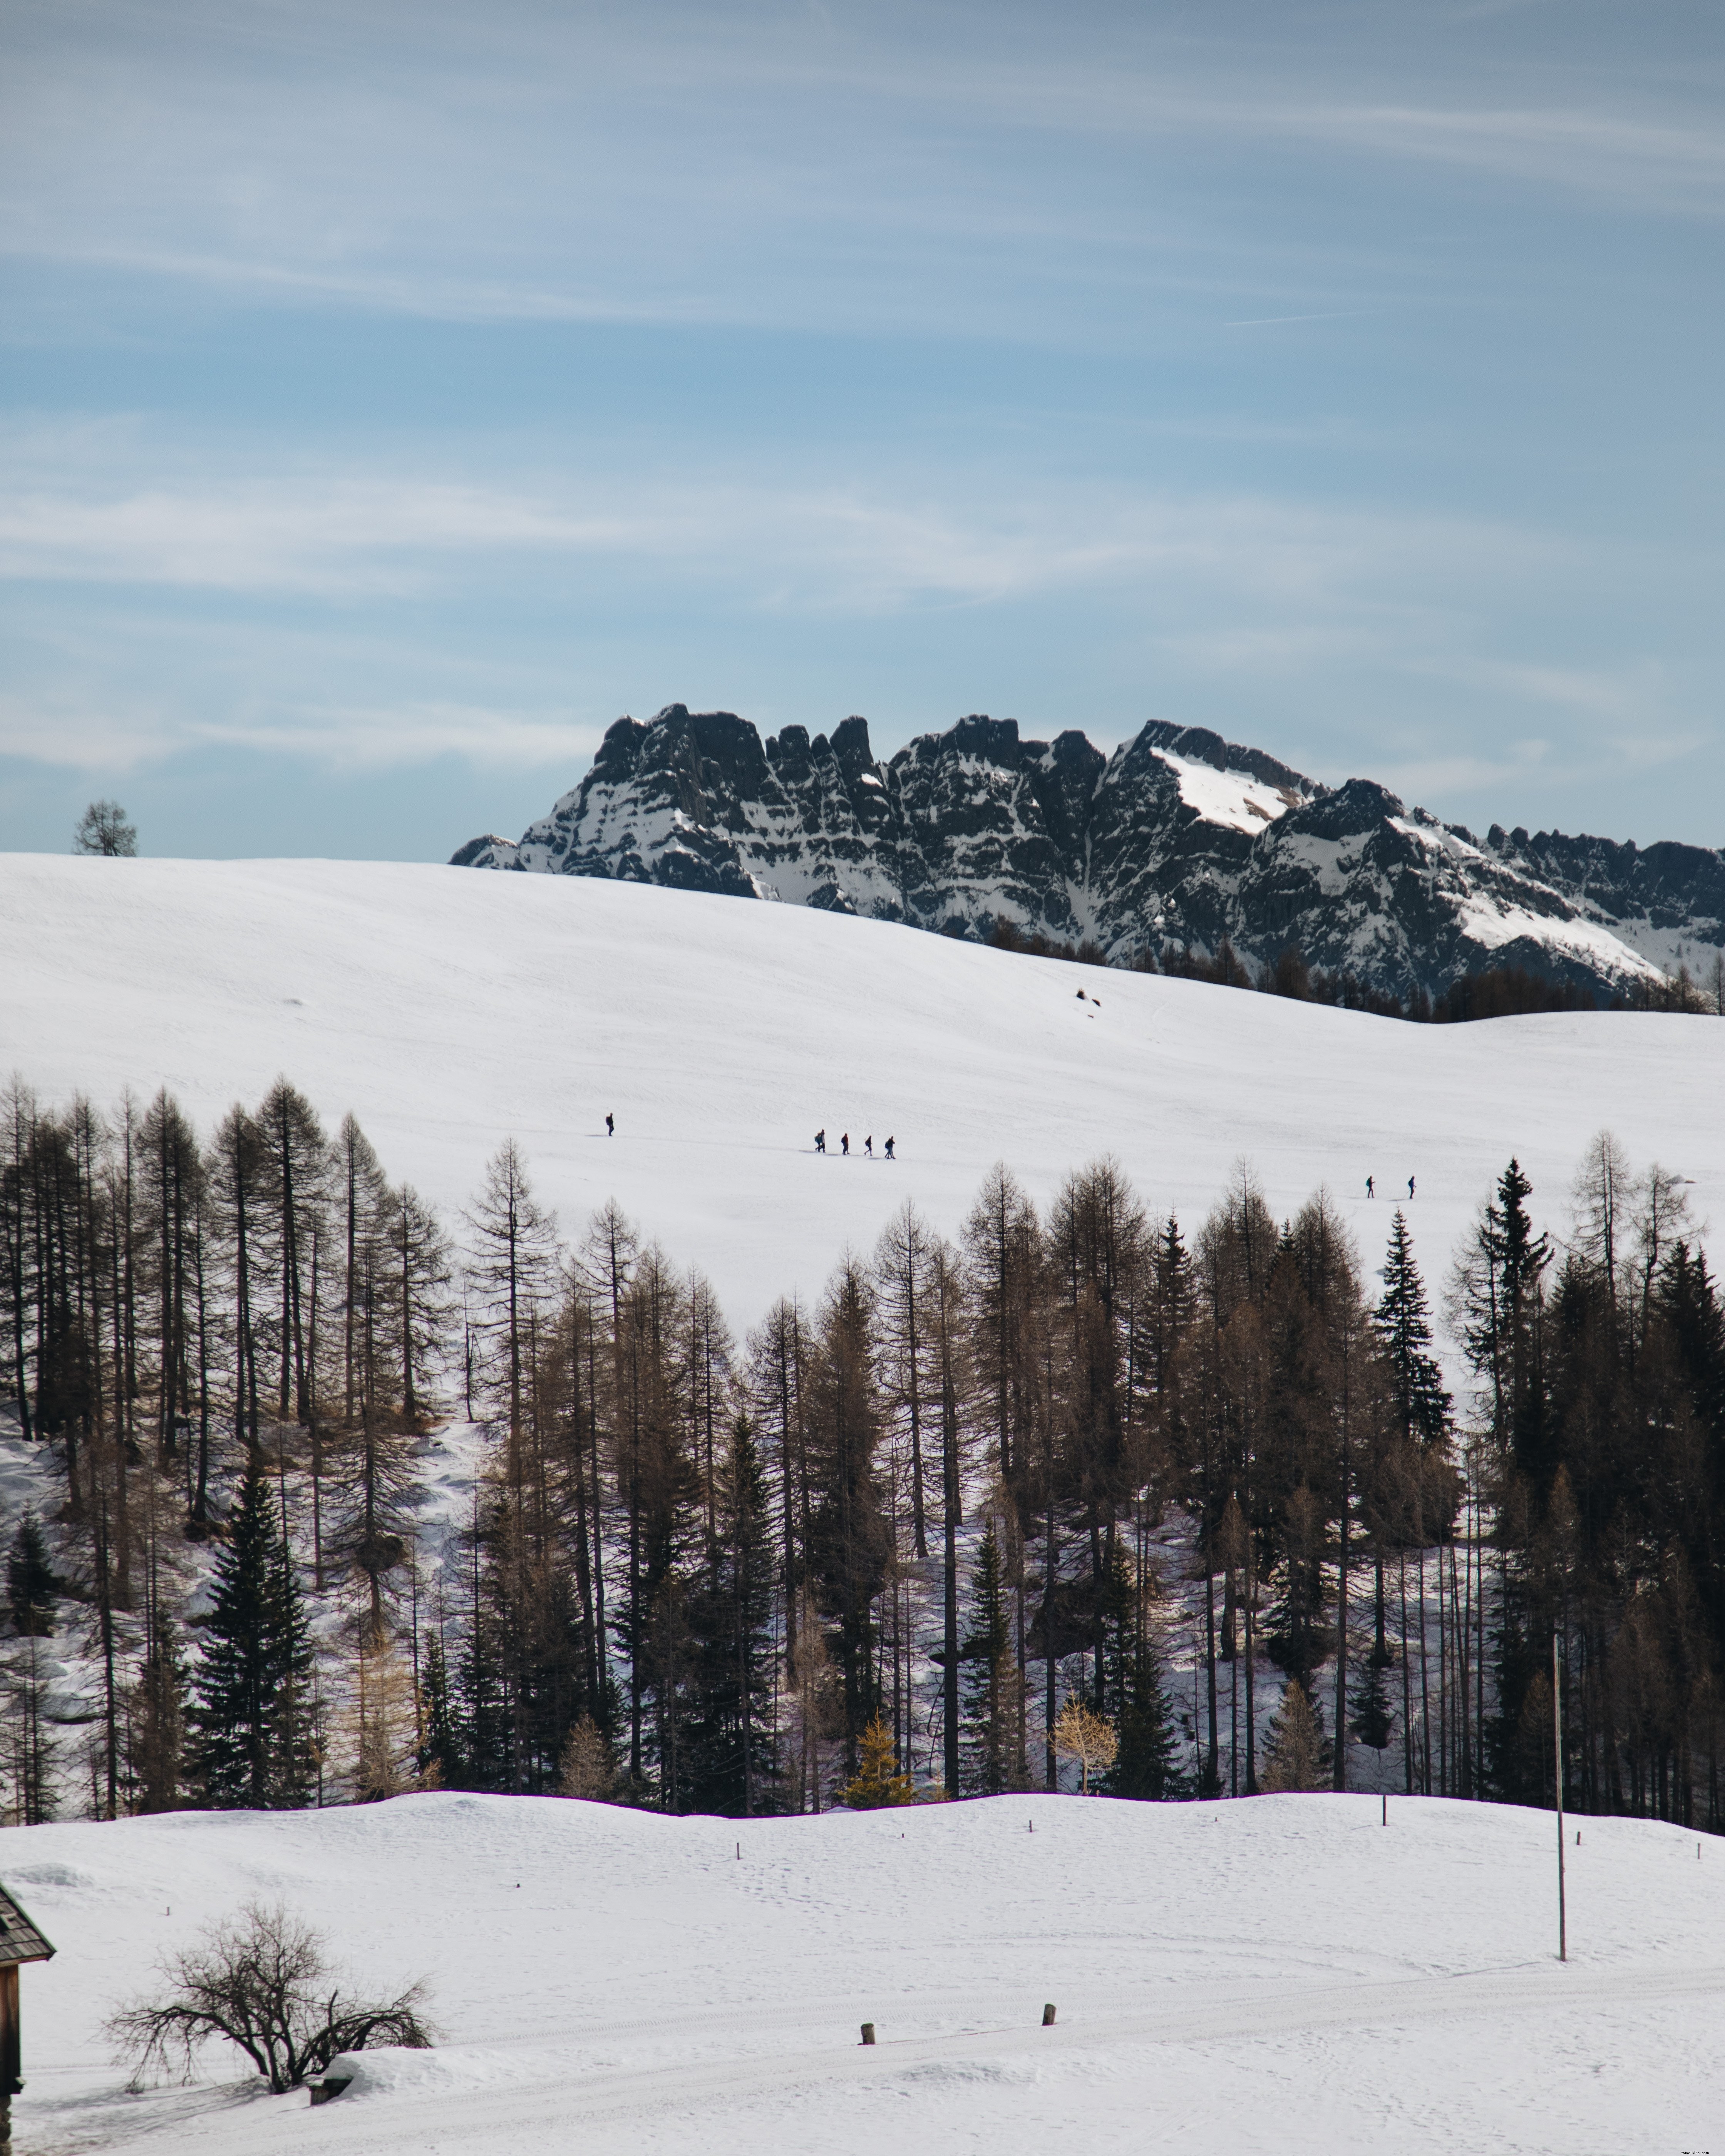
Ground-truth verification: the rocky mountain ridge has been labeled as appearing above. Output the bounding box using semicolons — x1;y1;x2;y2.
452;706;1725;1002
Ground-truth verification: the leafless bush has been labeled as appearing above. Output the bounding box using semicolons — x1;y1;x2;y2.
107;1900;435;2093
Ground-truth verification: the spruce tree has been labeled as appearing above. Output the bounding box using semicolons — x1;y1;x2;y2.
191;1463;315;1807
1348;1654;1394;1757
1089;1541;1179;1798
684;1416;779;1815
1376;1211;1450;1449
7;1509;57;1636
960;1519;1014;1794
418;1635;460;1787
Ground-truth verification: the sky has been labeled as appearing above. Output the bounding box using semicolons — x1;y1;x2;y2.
1;0;1721;862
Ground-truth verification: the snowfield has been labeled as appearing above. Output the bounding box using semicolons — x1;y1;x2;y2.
2;853;1721;1338
6;1792;1723;2154
5;855;1725;2153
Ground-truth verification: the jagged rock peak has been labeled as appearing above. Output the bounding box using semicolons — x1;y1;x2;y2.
451;706;1724;1002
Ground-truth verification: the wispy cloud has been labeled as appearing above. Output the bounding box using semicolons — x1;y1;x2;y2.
0;447;1580;614
4;1;1720;336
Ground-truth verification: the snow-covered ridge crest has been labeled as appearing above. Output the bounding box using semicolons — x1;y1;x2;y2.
453;706;1725;1000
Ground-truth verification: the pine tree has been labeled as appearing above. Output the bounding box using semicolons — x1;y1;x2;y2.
1348;1654;1394;1757
190;1462;315;1807
7;1509;57;1636
684;1416;779;1816
805;1259;889;1774
1262;1677;1329;1792
960;1519;1014;1794
1376;1211;1450;1449
418;1634;460;1787
1263;1484;1328;1697
1107;1569;1181;1805
266;1495;319;1806
839;1714;914;1808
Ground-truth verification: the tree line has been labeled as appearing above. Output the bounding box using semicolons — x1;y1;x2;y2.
3;1078;1722;1832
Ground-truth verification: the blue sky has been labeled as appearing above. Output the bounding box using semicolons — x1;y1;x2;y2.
2;0;1721;859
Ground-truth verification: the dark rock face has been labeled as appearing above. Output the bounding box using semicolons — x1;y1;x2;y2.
454;705;1724;999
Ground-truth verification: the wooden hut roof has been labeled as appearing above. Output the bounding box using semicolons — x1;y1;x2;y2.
0;1885;55;1966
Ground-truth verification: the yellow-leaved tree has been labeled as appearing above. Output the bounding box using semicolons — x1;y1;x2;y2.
1052;1700;1118;1795
839;1716;915;1809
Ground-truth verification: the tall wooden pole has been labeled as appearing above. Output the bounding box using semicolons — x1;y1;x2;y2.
1554;1631;1566;1963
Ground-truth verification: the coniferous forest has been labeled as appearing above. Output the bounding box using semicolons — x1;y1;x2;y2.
3;1080;1722;1831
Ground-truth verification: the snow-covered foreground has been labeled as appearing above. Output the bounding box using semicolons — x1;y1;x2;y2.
3;854;1722;1332
6;1792;1722;2154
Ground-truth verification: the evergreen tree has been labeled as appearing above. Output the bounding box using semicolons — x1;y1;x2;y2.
960;1518;1014;1794
265;1496;319;1805
1263;1485;1328;1697
1348;1654;1394;1758
684;1417;779;1816
1107;1599;1181;1801
805;1259;889;1773
7;1509;57;1636
417;1634;460;1787
1375;1211;1450;1449
190;1463;315;1807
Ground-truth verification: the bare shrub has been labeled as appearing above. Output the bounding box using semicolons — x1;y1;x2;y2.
107;1901;435;2093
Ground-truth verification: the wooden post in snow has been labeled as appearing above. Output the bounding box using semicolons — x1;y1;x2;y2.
1554;1632;1566;1964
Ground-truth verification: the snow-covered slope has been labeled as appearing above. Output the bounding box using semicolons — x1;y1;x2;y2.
451;706;1725;1000
7;1792;1723;2154
3;852;1722;1333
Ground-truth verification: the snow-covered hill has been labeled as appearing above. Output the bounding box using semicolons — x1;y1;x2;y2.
7;1791;1722;2154
2;852;1721;1338
451;706;1725;1000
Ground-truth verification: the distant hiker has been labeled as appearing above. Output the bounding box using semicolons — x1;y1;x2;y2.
884;1136;895;1159
841;1133;851;1157
1366;1175;1374;1199
815;1129;826;1155
864;1135;874;1157
1408;1174;1416;1199
606;1112;615;1137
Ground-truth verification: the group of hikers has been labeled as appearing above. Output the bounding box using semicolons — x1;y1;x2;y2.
1365;1174;1415;1200
814;1130;895;1160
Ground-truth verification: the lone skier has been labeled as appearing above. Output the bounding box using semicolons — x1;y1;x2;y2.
884;1136;895;1159
606;1112;615;1138
1408;1174;1416;1200
841;1133;851;1156
815;1129;826;1155
1366;1175;1373;1199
